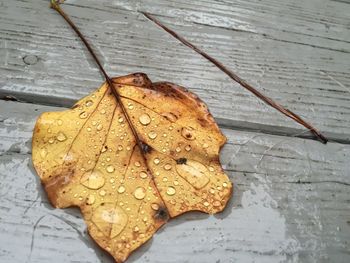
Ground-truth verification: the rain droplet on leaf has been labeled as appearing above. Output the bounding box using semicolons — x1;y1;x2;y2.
79;111;88;119
106;165;115;173
118;185;126;194
139;114;151;125
166;186;176;196
80;170;105;190
134;187;146;200
175;160;210;189
151;203;159;211
92;204;128;238
148;131;157;139
56;132;67;142
85;100;94;107
140;171;148;179
86;194;95;205
181;127;195;141
164;164;172;170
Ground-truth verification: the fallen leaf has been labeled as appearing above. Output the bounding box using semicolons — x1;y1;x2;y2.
32;73;232;262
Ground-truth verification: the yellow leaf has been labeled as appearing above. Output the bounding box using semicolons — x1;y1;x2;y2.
32;73;232;262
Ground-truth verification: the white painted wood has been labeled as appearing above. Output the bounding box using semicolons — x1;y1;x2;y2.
1;100;349;263
0;0;350;141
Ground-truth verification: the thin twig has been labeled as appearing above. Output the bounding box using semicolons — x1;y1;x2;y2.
141;12;328;144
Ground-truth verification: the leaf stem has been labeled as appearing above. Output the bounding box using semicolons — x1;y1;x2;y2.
50;0;147;160
141;12;328;144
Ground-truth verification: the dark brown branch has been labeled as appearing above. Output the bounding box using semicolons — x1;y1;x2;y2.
49;1;148;164
141;12;328;144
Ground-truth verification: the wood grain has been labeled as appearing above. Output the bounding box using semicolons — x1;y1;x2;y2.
0;0;349;142
1;100;349;263
1;1;349;262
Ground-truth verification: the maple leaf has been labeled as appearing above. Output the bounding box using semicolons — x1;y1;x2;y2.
32;73;232;262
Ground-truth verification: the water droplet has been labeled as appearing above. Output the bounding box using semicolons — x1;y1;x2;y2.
185;145;191;151
133;226;140;232
203;201;209;207
139;114;151;125
203;143;209;148
40;148;48;158
153;158;160;165
128;104;134;110
99;190;106;196
118;117;124;123
92;204;128;238
100;109;106;114
96;124;103;131
86;195;95;205
85;100;93;107
223;182;228;188
110;178;115;183
148;131;157;139
118;185;126;194
166;186;176;196
135;161;141;167
162;112;178;122
56;132;67;142
106;157;111;162
209;189;215;194
151;203;159;211
118;145;123;151
106;165;115;173
181;127;195;140
57;119;63;126
175;147;181;153
79;111;88;119
164;164;172;170
209;166;215;172
134;187;146;200
173;180;179;186
162;177;168;182
213;200;221;207
140;171;148;179
175;160;210;189
87;127;92;132
81;170;105;189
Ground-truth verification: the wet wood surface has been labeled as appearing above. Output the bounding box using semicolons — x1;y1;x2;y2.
0;0;349;262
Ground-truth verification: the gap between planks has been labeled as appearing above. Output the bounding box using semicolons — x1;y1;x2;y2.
1;94;349;145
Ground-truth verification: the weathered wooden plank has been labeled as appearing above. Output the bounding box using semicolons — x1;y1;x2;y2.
1;100;349;263
139;0;350;52
0;0;350;142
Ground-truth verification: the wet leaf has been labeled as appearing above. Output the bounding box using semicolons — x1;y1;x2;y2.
32;73;232;262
